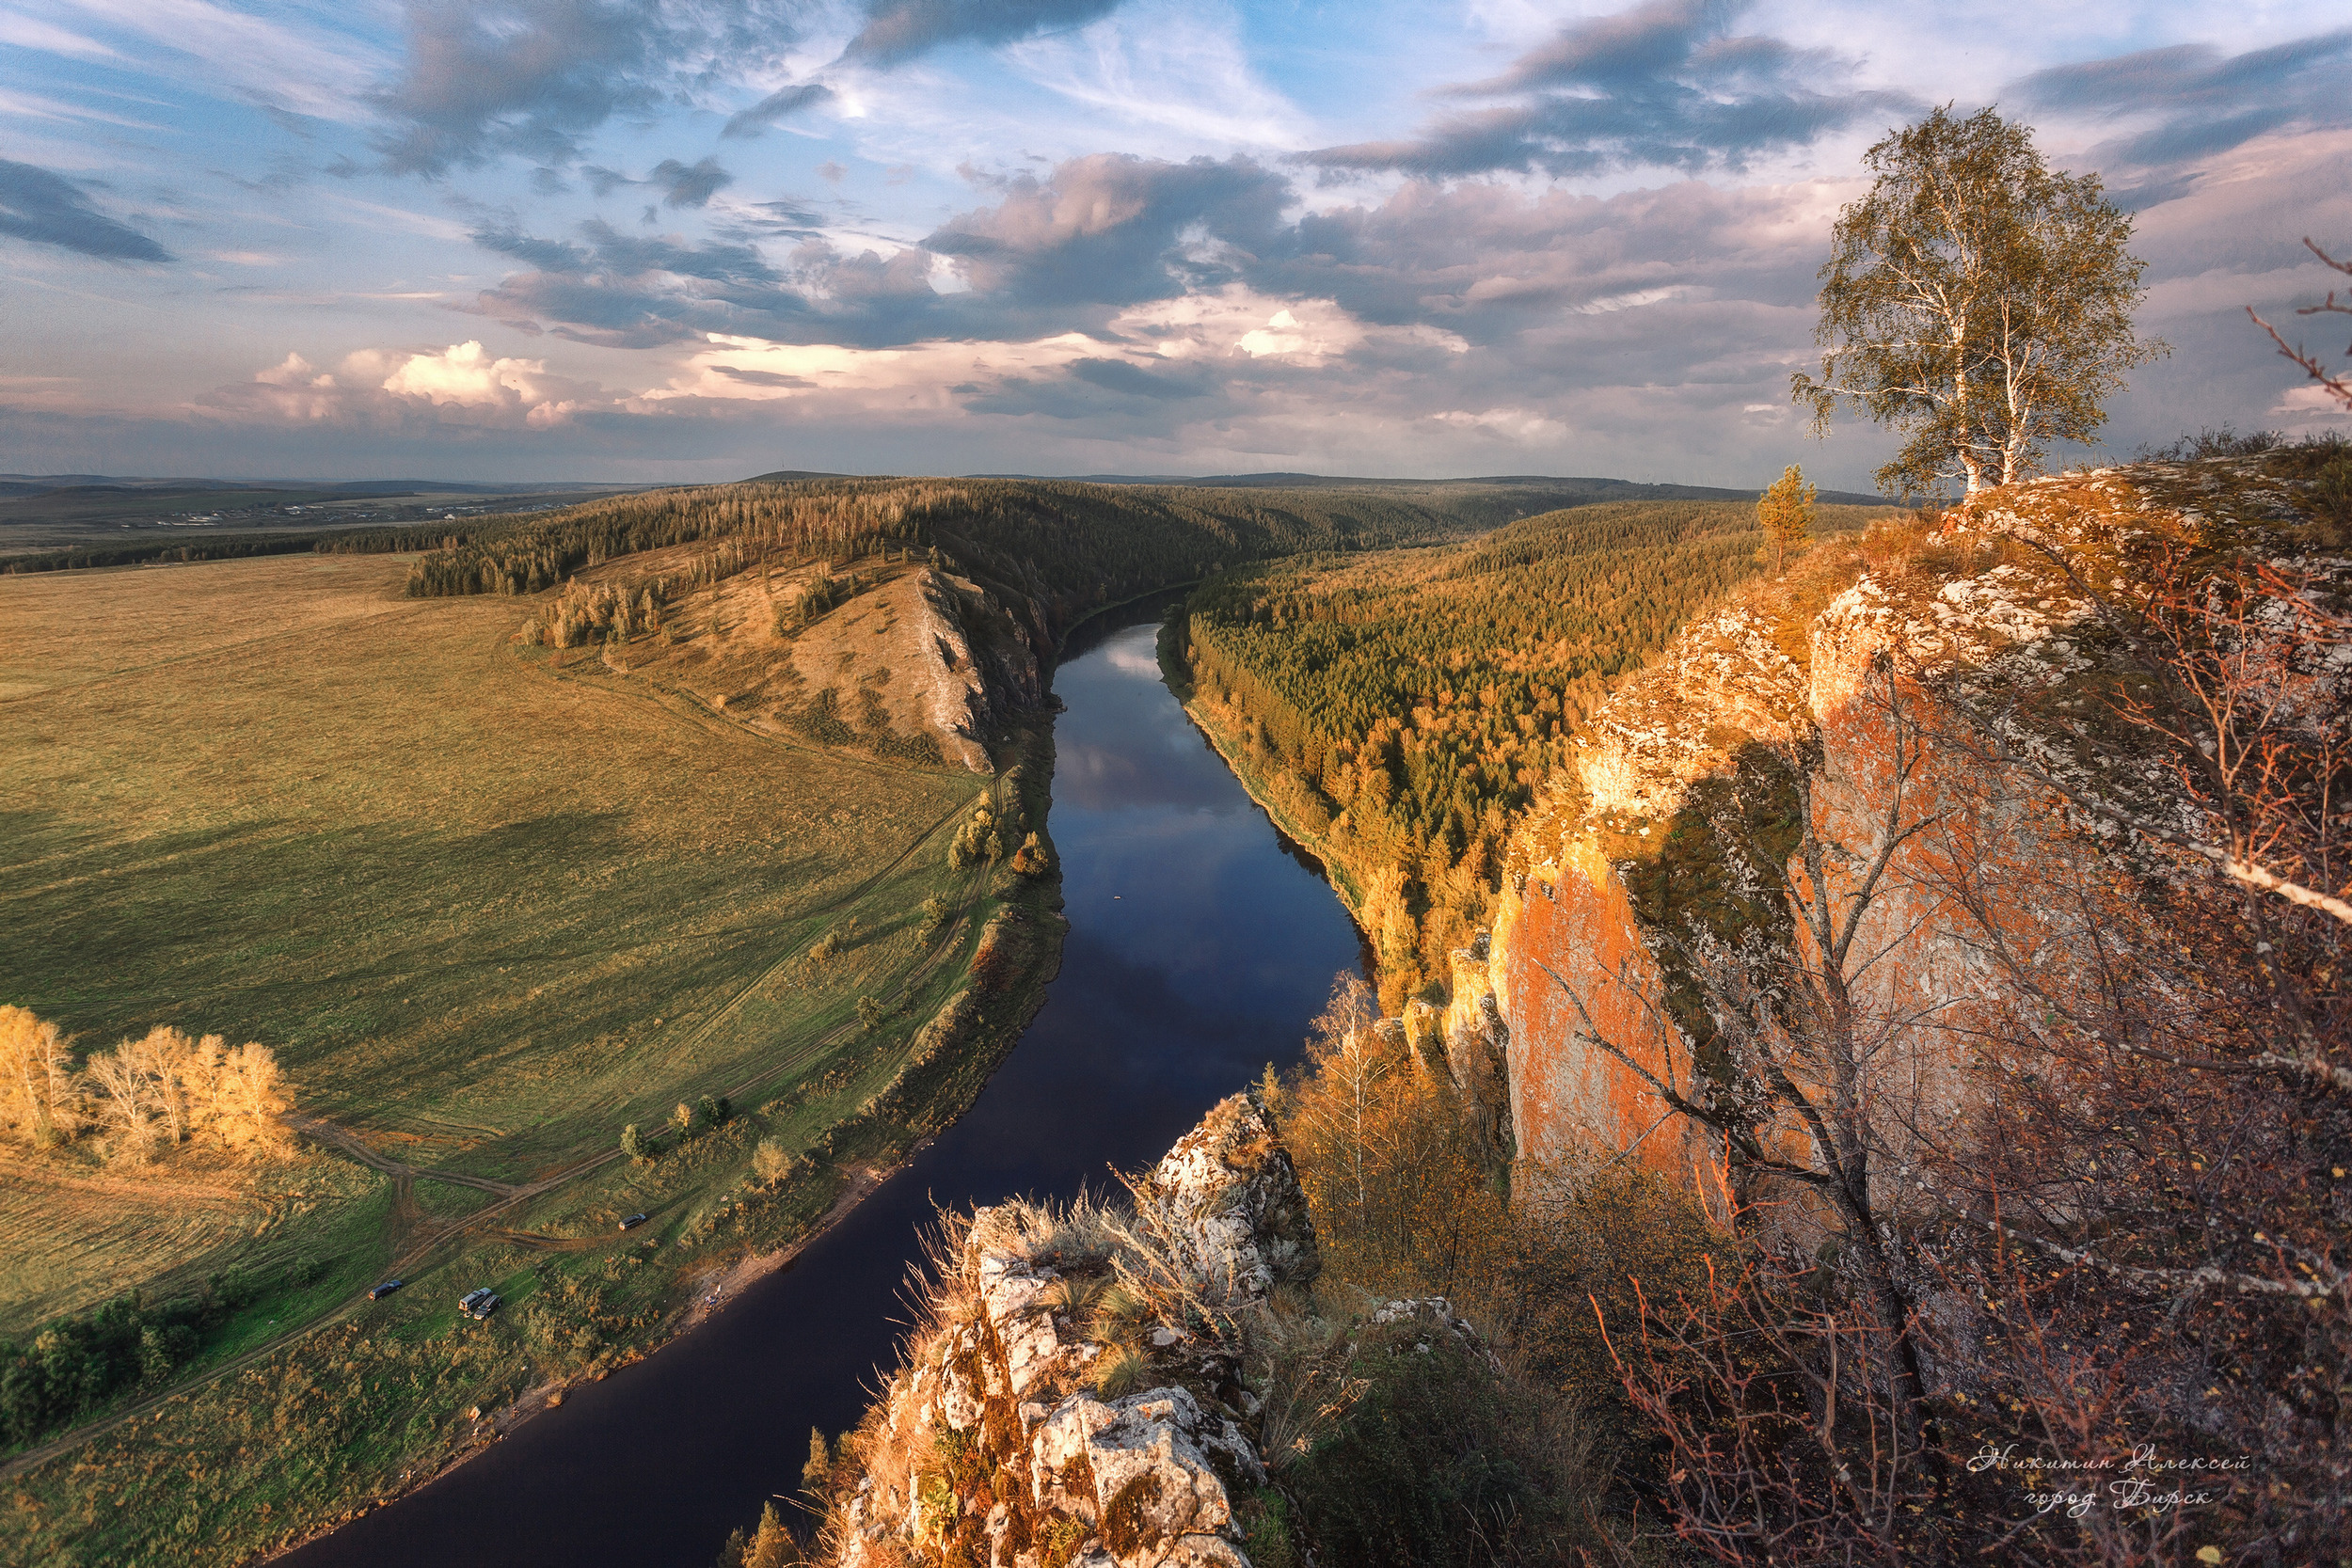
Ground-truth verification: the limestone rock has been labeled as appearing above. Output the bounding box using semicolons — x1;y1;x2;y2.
1133;1091;1320;1307
824;1095;1309;1568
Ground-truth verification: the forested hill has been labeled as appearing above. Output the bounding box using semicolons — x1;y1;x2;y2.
1176;495;1885;1005
370;474;1737;641
976;471;1884;505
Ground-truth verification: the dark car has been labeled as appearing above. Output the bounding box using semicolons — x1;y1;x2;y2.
619;1212;649;1230
458;1287;501;1321
368;1279;405;1300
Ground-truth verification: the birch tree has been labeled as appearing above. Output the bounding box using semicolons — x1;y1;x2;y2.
1793;106;2164;497
0;1006;83;1148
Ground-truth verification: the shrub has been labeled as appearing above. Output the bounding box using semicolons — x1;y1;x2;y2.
855;997;885;1034
753;1139;790;1185
1277;1318;1593;1567
1009;832;1050;877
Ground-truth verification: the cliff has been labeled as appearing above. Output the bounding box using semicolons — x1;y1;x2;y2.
1470;455;2345;1212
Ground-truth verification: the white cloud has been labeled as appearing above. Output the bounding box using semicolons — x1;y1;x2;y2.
1430;406;1569;443
50;0;381;122
1003;0;1313;150
0;13;120;60
221;341;603;428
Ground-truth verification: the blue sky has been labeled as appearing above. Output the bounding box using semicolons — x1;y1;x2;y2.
4;0;2349;485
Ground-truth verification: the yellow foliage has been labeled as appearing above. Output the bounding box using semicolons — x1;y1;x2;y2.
0;1004;83;1148
0;1007;289;1164
1756;464;1818;573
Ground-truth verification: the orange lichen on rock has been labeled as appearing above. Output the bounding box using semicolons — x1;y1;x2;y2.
1489;453;2343;1215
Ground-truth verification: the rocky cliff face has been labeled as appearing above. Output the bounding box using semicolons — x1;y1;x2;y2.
828;1092;1316;1568
1474;459;2327;1212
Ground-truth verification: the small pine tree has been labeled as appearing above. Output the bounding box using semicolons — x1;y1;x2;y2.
1756;464;1817;574
802;1426;830;1495
855;996;883;1034
696;1094;723;1128
1257;1061;1288;1126
621;1123;648;1162
745;1501;796;1568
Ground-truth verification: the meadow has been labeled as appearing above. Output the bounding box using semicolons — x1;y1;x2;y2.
0;549;1043;1563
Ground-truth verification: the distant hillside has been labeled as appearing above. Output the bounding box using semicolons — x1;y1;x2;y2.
384;475;1566;642
966;470;1886;506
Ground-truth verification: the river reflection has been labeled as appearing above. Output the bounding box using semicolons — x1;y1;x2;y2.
284;602;1365;1568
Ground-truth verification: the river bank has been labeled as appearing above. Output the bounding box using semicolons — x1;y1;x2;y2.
266;600;1367;1567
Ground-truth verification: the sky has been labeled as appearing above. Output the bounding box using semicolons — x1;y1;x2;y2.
4;0;2350;487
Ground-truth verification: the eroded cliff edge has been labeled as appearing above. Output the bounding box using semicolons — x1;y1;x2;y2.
1450;455;2346;1213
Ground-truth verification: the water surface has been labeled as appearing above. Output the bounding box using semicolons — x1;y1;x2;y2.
287;603;1363;1568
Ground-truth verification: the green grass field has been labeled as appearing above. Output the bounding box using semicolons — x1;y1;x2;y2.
0;550;1055;1564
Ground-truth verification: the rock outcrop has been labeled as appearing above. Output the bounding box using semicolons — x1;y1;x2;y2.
830;1091;1317;1568
1479;459;2342;1217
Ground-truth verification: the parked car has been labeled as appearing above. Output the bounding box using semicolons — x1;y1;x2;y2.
368;1279;405;1300
619;1212;649;1230
458;1287;501;1321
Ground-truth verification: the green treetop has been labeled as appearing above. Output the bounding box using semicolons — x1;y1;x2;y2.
1793;105;2165;496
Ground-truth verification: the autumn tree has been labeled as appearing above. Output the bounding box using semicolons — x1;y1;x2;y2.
754;1137;790;1184
1756;463;1817;573
1794;106;2165;495
0;1005;83;1148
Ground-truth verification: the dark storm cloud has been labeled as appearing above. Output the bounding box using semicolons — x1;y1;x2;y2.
842;0;1124;68
2012;29;2352;169
0;159;172;262
373;0;804;175
722;81;834;138
1311;0;1912;179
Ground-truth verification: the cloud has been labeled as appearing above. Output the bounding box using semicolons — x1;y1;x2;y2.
924;152;1291;307
373;0;803;174
842;0;1125;68
464;151;1298;351
0;158;171;261
722;80;834;138
1311;0;1912;179
2012;29;2352;171
651;156;733;208
219;341;604;428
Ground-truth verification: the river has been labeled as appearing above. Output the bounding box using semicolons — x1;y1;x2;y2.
284;600;1367;1568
